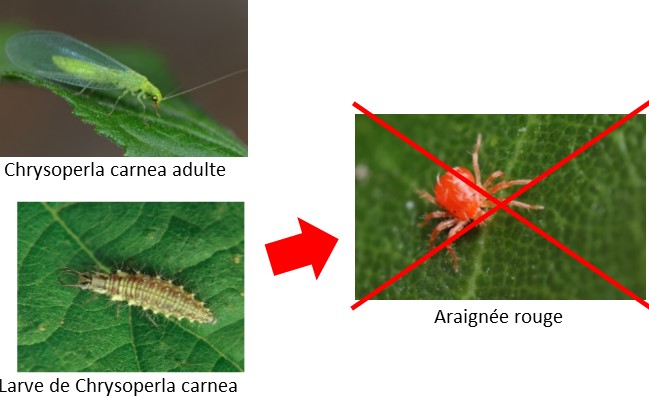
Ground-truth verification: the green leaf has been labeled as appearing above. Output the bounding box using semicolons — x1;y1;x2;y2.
18;202;244;372
356;114;646;300
0;26;246;157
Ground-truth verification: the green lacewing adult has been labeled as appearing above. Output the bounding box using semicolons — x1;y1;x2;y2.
4;30;246;114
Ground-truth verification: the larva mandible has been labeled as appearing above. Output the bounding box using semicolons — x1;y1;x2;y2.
60;268;216;324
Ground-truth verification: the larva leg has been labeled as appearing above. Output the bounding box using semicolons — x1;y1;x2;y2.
74;291;102;308
143;311;160;328
115;303;123;320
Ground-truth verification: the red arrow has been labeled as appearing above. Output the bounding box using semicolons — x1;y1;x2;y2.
265;218;338;279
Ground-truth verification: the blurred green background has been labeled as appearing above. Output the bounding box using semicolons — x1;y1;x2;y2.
356;114;645;300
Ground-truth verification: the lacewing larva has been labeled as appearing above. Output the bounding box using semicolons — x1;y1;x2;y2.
60;268;216;324
4;30;246;113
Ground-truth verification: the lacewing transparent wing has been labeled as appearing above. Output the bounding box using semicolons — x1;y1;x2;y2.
4;30;162;109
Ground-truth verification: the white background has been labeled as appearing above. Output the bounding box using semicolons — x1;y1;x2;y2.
2;0;649;394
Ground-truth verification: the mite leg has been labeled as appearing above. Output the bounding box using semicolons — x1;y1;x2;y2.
508;200;544;210
488;179;532;194
417;189;437;205
428;219;457;248
446;220;470;272
472;134;483;186
481;198;543;209
419;211;450;228
483;170;504;189
482;192;543;210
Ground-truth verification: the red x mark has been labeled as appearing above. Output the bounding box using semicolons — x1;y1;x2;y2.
352;101;649;311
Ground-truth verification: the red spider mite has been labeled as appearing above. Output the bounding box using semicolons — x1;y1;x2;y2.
418;134;543;272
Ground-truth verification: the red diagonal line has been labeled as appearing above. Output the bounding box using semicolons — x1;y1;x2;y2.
498;99;649;207
352;102;648;309
353;102;501;206
501;206;649;309
351;205;501;310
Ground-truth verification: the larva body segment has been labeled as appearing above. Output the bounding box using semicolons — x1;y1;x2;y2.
63;269;215;324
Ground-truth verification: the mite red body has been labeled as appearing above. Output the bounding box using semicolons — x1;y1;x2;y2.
418;134;543;272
